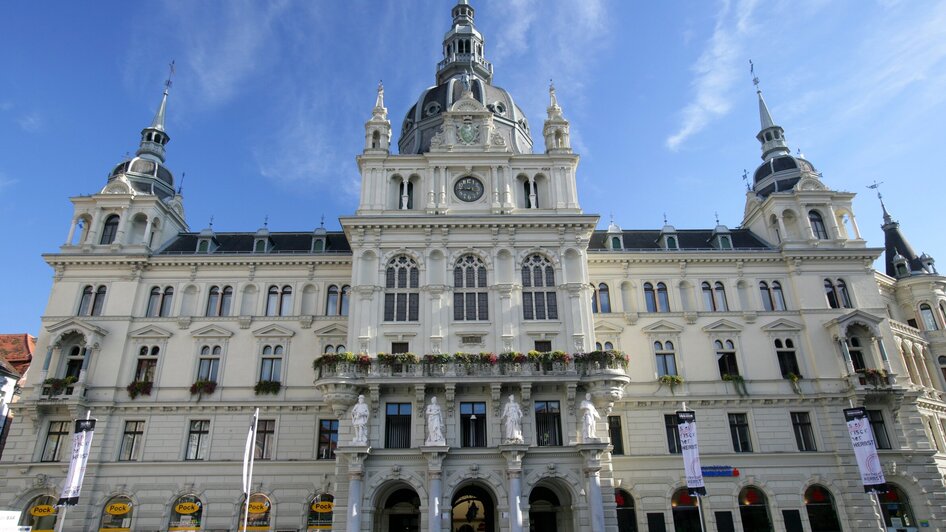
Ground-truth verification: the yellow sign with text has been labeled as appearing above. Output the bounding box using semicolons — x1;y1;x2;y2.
30;504;56;517
174;502;200;515
311;501;334;513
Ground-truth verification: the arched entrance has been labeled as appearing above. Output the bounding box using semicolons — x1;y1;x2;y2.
528;484;573;532
615;489;637;532
670;489;702;532
738;486;773;531
379;487;420;532
880;485;917;531
452;484;497;532
804;485;841;532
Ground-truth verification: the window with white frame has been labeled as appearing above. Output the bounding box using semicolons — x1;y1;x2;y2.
715;339;740;378
454;255;488;320
702;281;729;311
592;283;612;313
78;284;107;316
824;279;853;309
185;420;210;460
134;346;159;382
654;341;677;376
197;345;221;381
146;286;174;317
920;304;939;331
42;421;70;462
774;338;801;378
522;254;557;320
205;285;233;317
100;214;120;245
266;285;293;316
809;210;829;239
759;281;786;311
259;344;284;382
643;282;670;312
384;256;419;321
119;420;145;461
325;285;351;316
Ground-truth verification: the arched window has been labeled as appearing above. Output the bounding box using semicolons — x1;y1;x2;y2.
655;341;677;376
324;345;334;354
160;287;174;316
940;302;946;326
939;355;946;383
759;281;773;311
197;240;210;253
198;345;221;382
265;285;293;316
824;279;839;309
100;214;120;245
266;286;279;316
847;336;866;371
760;281;786;311
326;285;339;316
719;235;732;249
713;282;729;311
604;341;614;350
521;254;557;320
64;345;85;380
454;255;488;320
134;345;159;382
339;285;350;316
595;342;603;351
592;283;611;313
715;339;739;378
20;495;58;530
279;285;292;316
308;493;334;531
78;285;94;315
739;487;772;529
656;282;670;312
99;495;134;530
702;282;714;311
168;494;203;531
643;283;657;312
405;181;414;209
147;287;162;317
335;344;346;353
523;179;533;208
809;210;829;239
254;239;267;253
772;281;786;310
666;236;678;250
92;285;107;315
775;338;801;378
385;255;420;321
206;286;220;316
611;236;622;250
804;485;841;532
836;280;852;308
920;304;939;331
259;345;283;383
670;489;701;531
205;285;233;317
880;485;916;530
615;489;636;532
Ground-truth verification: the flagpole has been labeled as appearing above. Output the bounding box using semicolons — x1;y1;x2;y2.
242;408;259;532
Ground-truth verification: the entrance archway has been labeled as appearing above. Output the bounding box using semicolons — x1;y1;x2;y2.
670;489;702;532
529;484;573;532
379;487;420;532
452;484;496;532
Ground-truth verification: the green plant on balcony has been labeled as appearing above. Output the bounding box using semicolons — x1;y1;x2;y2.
312;352;371;372
574;350;629;369
722;374;749;397
254;380;282;395
479;352;499;365
856;367;889;387
499;352;527;364
657;374;684;394
786;372;803;394
189;379;217;399
453;352;477;366
43;376;77;396
126;380;153;399
377;352;418;366
423;353;451;365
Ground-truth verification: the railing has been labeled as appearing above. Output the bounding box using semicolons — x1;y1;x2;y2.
316;359;629;380
437;54;493;73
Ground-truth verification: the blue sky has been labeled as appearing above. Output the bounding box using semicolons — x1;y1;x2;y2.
2;0;945;335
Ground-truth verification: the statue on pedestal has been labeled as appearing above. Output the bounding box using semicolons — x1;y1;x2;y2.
351;395;369;445
425;397;446;446
501;395;524;444
579;393;601;442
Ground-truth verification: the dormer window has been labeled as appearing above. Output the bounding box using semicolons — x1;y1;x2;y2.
254;239;269;253
312;238;325;252
718;236;732;249
611;236;622;250
197;239;210;253
665;236;678;250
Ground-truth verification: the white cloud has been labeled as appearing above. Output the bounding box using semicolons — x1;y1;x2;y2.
666;0;759;150
17;112;43;132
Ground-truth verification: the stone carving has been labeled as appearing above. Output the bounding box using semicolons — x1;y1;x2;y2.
429;126;445;149
458;122;479;145
579;393;601;442
501;395;524;444
425;397;446;445
351;395;369;445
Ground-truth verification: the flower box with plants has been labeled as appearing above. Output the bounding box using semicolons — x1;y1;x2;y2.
43;376;77;396
785;372;803;394
574;350;630;370
377;352;418;366
313;352;371;377
722;373;749;397
189;379;217;397
254;380;282;395
126;380;153;399
856;367;889;386
657;374;684;393
528;350;572;372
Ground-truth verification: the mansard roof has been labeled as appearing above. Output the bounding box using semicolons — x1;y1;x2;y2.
588;228;771;251
158;231;351;255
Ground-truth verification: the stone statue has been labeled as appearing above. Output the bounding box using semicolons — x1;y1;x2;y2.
579;393;600;442
350;395;369;445
425;397;446;446
501;395;524;444
459;71;471;92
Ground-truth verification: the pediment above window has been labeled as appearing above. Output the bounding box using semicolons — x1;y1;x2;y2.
191;324;234;338
129;325;174;339
252;324;296;338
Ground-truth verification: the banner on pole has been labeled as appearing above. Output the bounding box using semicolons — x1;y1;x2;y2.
57;418;96;506
843;407;887;493
242;409;259;495
676;410;706;496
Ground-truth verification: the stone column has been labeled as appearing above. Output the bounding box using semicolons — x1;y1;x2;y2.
578;443;608;532
500;446;528;532
336;446;370;532
800;206;815;239
86;208;103;246
141;216;154;246
65;218;78;245
422;447;449;532
776;216;788;243
34;346;55;399
873;337;895;378
837;337;856;374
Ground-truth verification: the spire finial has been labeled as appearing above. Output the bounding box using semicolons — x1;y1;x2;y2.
750;59;759;90
867;181;891;223
177;171;185;194
742;169;750;191
263;215;269;228
375;80;385;108
663;213;668;225
715;212;720;225
209;215;214;229
165;60;176;93
549;78;558;108
320;214;325;229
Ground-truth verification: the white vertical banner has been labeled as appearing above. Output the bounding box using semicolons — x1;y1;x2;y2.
676;410;706;496
844;407;887;492
57;418;96;506
242;408;259;532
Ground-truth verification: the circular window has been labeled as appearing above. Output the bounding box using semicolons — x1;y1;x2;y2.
402;118;414;134
493;101;506;116
424;101;442;116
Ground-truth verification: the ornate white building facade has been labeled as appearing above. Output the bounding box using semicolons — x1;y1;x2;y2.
2;2;946;531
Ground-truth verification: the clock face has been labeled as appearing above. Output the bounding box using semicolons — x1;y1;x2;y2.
454;176;485;202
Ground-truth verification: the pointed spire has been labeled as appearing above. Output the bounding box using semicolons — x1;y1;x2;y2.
136;61;175;163
750;60;790;162
756;87;775;130
876;190;925;277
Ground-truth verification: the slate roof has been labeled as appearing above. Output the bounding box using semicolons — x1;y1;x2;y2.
588;229;771;251
158;232;352;255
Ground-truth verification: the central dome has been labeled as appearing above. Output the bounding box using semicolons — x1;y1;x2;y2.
398;76;532;154
398;1;533;154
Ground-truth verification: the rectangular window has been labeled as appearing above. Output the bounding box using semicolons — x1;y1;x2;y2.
535;400;563;446
717;352;739;378
791;412;817;452
255;419;275;460
197;358;219;381
608;416;625;455
534;340;552;353
317;419;339;460
186;420;210;460
867;410;891;450
385;403;412;449
391;342;409;354
135;358;157;382
656;353;677;377
42;421;70;462
728;413;752;452
384;293;395;321
259;357;282;382
119;421;145;461
777;350;801;378
664;414;681;454
460;402;487;447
